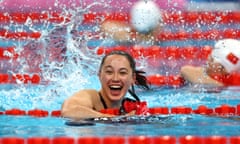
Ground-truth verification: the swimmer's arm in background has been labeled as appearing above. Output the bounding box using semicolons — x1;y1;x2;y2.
61;90;114;119
100;20;133;43
180;65;223;86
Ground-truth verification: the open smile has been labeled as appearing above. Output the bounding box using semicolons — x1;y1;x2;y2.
109;85;123;96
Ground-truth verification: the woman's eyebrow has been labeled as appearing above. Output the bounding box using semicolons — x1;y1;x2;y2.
103;65;113;69
119;68;129;71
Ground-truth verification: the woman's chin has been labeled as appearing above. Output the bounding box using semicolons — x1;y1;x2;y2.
109;94;123;101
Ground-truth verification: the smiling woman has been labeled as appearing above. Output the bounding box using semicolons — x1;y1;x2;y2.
61;50;150;119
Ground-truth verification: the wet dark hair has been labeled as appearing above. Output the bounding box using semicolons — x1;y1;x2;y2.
99;50;150;101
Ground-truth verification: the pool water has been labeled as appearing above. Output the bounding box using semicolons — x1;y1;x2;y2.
0;0;240;142
1;114;240;137
1;86;240;138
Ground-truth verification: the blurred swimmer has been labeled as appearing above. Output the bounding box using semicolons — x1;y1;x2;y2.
100;0;163;46
181;39;240;86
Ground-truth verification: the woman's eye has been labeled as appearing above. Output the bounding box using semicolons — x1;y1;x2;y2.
120;71;128;75
105;70;113;74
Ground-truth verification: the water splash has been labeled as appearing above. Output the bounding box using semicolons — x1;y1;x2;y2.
0;1;110;111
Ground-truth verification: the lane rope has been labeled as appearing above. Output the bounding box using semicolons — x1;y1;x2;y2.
1;28;240;40
0;135;239;144
0;11;240;25
1;104;240;117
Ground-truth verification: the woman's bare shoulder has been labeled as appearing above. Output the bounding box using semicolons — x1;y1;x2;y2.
72;89;98;98
180;65;204;83
63;89;98;107
180;65;223;86
181;65;203;75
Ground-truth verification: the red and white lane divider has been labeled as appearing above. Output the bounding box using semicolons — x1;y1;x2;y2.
0;12;70;24
0;73;41;84
1;28;240;40
0;47;18;59
1;11;240;25
0;45;212;60
0;73;184;86
148;73;240;86
0;30;41;39
1;72;240;87
1;73;240;86
96;45;212;60
0;135;240;144
1;104;240;117
101;104;240;116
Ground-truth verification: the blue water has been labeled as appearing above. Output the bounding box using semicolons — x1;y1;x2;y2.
1;114;240;137
0;86;240;138
0;0;240;138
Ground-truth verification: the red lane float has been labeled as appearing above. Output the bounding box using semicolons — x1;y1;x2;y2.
158;29;240;40
27;137;51;144
52;137;75;144
0;28;41;39
2;104;240;117
128;136;151;144
0;73;185;86
97;45;212;60
2;109;57;117
0;73;41;84
171;106;192;114
1;28;240;40
1;136;240;144
231;136;240;144
179;136;204;144
78;137;101;144
27;109;49;117
238;105;240;115
51;110;61;117
0;12;70;24
2;72;240;87
215;104;236;115
102;137;125;144
152;136;176;144
98;104;240;116
99;108;120;115
0;47;18;59
204;136;227;144
193;105;214;115
0;136;239;144
1;137;25;144
148;107;169;115
5;108;26;116
147;74;185;87
148;73;240;87
1;11;240;25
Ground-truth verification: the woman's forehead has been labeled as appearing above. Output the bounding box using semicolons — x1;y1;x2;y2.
104;55;130;66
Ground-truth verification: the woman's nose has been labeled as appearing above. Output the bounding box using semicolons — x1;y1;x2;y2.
112;73;119;81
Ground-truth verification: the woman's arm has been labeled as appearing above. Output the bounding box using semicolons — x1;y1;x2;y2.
61;90;114;119
180;65;223;86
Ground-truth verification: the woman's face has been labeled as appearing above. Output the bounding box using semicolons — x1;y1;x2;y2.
206;57;228;75
98;55;135;102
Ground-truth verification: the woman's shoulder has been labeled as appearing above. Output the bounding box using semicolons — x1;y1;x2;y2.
180;65;223;86
180;65;204;83
75;89;98;95
70;89;98;98
180;65;203;75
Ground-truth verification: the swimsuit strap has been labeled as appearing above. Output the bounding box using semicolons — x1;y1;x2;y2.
99;92;108;109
